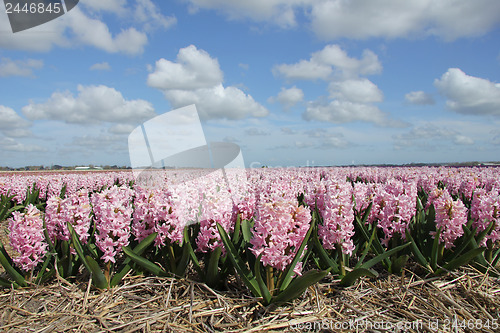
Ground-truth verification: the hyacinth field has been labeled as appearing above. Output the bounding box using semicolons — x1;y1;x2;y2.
0;167;499;331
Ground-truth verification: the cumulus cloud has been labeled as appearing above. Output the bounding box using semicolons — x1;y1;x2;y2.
0;58;43;77
22;85;156;124
405;91;435;105
186;0;304;28
303;100;406;128
434;68;500;116
0;0;174;55
329;79;383;103
134;0;177;31
0;137;46;152
304;128;351;148
274;44;394;127
268;86;304;109
90;62;111;71
185;0;500;40
147;45;223;90
66;8;148;55
0;105;31;137
273;44;381;81
109;124;135;135
147;45;269;120
393;123;475;150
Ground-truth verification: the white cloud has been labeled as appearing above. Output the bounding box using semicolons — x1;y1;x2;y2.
148;45;269;120
0;137;46;152
273;60;332;81
405;91;435;105
163;85;269;120
268;86;304;109
454;135;474;145
303;100;406;127
90;62;111;71
274;45;392;127
309;0;500;41
185;0;304;28
0;1;174;55
22;84;156;124
0;58;43;77
0;106;31;137
66;8;148;55
273;44;382;81
184;0;500;40
393;123;475;149
329;79;383;103
109;124;135;135
147;45;223;90
134;0;177;31
81;0;128;13
434;68;500;116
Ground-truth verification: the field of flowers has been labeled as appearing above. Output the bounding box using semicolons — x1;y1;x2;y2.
0;167;499;306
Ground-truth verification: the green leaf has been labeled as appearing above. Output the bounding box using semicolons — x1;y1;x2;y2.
0;276;18;288
241;219;253;243
311;232;338;272
272;269;329;305
122;246;168;277
111;232;157;286
35;252;54;285
360;242;411;270
355;226;378;269
430;228;442;271
68;223;108;289
405;229;431;272
174;240;191;277
435;247;486;275
390;254;409;275
232;214;241;245
0;247;26;287
444;224;480;263
340;268;378;287
254;256;272;305
85;255;109;289
216;223;260;297
278;219;315;292
206;247;222;287
183;227;204;279
59;184;67;199
491;247;500;267
466;222;494;250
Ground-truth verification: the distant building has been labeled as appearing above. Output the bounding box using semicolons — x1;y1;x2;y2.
75;166;104;170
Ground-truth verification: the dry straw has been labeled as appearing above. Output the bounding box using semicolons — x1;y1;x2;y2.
1;264;499;333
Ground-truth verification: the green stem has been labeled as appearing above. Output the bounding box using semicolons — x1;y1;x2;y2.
338;245;345;277
266;266;275;296
167;242;177;273
105;261;111;285
485;239;493;263
438;243;445;265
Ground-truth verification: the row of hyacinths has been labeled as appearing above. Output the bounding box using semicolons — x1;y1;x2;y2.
1;167;499;283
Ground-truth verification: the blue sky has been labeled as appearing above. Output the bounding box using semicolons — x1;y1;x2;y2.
1;0;500;168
